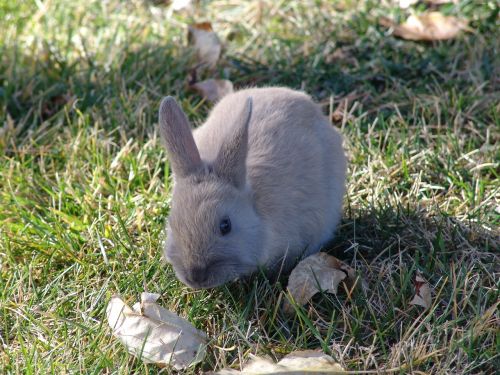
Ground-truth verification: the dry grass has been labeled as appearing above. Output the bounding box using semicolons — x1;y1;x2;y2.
0;0;498;373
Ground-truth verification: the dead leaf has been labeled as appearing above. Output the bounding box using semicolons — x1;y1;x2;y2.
324;47;358;66
188;22;222;69
283;253;356;314
330;91;366;123
41;92;73;120
410;273;432;310
330;107;345;123
170;0;193;12
191;79;234;103
208;350;345;374
398;0;419;8
381;12;468;41
106;292;207;370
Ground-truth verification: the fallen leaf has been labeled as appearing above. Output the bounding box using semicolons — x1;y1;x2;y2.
380;12;468;41
330;91;366;123
106;292;207;370
283;252;356;314
191;79;234;103
330;107;345;123
324;47;359;66
188;22;222;69
398;0;418;7
208;350;345;374
410;273;432;310
41;92;73;120
170;0;193;12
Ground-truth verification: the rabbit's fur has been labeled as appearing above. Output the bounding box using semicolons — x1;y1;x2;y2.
159;87;346;288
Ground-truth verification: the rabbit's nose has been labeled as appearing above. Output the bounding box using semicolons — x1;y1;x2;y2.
188;266;209;285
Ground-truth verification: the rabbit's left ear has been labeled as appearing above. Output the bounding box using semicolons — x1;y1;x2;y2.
213;97;252;189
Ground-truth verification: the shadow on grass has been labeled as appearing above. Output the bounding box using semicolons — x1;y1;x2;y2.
1;44;185;138
1;2;498;372
214;205;498;371
2;1;498;136
233;204;498;301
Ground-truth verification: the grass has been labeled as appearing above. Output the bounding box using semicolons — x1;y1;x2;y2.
0;0;499;373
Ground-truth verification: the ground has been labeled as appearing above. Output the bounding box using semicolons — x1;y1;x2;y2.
0;0;498;373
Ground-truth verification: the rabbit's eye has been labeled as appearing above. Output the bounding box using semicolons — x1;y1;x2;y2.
219;217;231;236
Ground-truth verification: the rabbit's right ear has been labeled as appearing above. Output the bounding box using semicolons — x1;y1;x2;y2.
159;97;202;177
212;98;252;189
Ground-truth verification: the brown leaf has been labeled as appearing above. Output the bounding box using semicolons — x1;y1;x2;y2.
191;79;234;103
41;93;73;120
208;350;345;374
188;22;222;69
330;106;346;123
325;47;358;66
330;91;365;123
398;0;419;8
410;273;432;310
381;12;468;41
283;253;356;314
106;293;207;370
170;0;193;12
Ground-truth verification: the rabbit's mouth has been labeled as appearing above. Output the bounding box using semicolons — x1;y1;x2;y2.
185;278;231;289
182;274;231;289
183;271;237;289
180;261;255;289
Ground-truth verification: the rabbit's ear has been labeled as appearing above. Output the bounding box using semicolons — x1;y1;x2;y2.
159;96;202;177
213;97;252;189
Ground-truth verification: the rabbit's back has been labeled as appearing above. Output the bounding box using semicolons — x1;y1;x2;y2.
194;87;346;267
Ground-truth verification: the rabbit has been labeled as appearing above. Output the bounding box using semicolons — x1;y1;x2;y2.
158;87;346;289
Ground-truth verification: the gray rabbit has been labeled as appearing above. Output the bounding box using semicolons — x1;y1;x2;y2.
159;87;346;288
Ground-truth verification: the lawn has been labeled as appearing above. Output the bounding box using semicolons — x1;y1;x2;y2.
0;0;499;373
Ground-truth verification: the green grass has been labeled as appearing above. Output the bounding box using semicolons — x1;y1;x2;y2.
1;0;499;373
